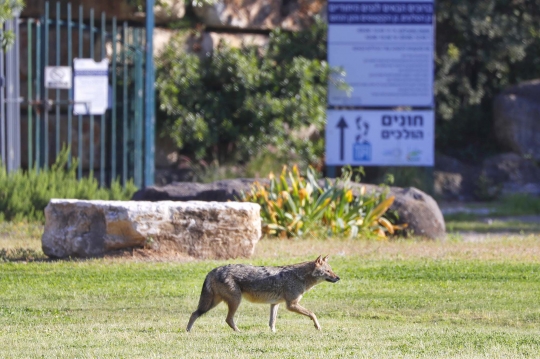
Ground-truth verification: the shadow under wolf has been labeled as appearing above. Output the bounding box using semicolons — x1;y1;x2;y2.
186;255;340;332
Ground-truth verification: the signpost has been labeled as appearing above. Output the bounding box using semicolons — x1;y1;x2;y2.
326;110;434;166
73;58;109;115
326;0;435;171
327;0;434;107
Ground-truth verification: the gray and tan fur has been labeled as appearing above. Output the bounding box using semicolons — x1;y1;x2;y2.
186;255;340;332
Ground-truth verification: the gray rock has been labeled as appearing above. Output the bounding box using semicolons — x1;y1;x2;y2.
494;80;540;160
480;153;540;196
42;199;261;259
347;183;446;240
134;179;446;240
434;154;480;201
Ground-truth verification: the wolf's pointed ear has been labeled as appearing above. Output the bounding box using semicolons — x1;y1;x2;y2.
315;255;322;264
323;255;329;262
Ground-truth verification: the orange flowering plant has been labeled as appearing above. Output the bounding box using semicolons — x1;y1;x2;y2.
241;165;405;239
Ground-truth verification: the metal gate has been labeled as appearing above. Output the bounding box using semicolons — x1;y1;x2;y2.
0;1;154;188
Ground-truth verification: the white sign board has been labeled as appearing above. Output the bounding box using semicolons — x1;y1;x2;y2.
45;66;72;89
325;110;434;166
327;0;434;107
73;58;109;115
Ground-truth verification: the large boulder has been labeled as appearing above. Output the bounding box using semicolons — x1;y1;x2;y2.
42;199;261;259
480;153;540;196
493;80;540;161
434;154;480;201
133;179;446;239
349;184;445;240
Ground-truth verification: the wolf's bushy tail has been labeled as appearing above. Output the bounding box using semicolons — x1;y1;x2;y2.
187;272;218;332
195;276;214;316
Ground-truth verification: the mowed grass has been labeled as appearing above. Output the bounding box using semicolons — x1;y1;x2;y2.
1;235;540;358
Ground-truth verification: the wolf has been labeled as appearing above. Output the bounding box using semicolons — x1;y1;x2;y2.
186;255;340;332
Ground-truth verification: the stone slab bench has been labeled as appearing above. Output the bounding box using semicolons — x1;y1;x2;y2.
41;199;261;259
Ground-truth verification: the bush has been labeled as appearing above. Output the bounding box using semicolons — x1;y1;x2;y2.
156;19;329;167
0;150;137;222
241;165;404;239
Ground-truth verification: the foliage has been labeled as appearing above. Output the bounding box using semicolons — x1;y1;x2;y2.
156;19;329;167
241;165;404;238
474;174;502;201
0;0;24;48
435;0;540;162
495;193;540;216
0;150;137;222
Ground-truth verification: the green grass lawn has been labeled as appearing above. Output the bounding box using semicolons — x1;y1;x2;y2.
2;236;540;358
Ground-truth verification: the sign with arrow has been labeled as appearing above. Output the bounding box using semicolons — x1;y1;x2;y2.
325;109;434;166
336;116;348;161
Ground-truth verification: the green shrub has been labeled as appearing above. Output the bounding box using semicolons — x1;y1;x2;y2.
156;19;329;167
241;165;403;239
0;150;137;222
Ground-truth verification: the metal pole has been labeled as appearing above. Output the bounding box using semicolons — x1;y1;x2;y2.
77;5;83;179
67;3;73;168
89;8;94;176
55;2;60;158
100;11;106;186
111;17;117;183
27;19;34;169
0;23;5;166
122;22;128;186
144;0;155;187
14;13;21;171
44;2;49;169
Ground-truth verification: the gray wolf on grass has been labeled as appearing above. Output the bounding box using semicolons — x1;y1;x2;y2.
186;255;340;332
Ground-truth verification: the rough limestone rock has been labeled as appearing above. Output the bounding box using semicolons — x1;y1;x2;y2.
42;199;261;259
133;179;446;240
494;80;540;161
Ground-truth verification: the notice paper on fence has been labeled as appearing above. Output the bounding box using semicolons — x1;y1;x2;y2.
73;58;109;115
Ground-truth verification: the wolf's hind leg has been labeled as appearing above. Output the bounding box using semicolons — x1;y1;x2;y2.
286;300;321;330
269;304;280;332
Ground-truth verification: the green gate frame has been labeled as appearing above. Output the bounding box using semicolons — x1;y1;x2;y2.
22;1;153;188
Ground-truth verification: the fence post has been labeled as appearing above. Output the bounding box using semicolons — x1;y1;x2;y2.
5;13;22;172
144;0;155;187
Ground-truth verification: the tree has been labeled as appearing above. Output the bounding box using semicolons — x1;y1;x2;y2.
0;0;24;49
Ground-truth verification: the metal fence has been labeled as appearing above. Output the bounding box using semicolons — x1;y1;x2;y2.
0;1;154;188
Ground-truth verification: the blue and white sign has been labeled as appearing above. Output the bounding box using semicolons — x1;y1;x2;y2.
327;0;434;107
73;58;109;115
325;110;434;166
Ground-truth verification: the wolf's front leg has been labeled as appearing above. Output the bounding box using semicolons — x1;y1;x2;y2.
286;300;321;330
269;304;280;332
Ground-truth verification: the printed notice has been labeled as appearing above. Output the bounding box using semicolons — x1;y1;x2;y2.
325;109;434;166
327;0;434;107
45;66;72;89
73;58;109;115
